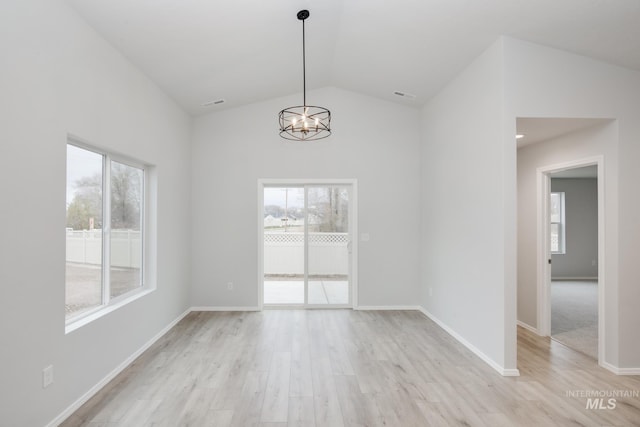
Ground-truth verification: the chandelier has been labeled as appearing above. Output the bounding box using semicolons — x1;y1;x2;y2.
278;10;331;141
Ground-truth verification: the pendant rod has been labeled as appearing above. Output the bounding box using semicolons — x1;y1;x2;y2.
302;17;306;108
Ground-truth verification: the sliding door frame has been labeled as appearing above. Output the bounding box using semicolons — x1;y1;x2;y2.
257;179;358;310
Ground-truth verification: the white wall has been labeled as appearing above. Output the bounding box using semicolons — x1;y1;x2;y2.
191;87;421;308
506;36;640;369
0;1;192;425
422;35;640;374
420;39;517;373
551;178;598;279
517;123;616;329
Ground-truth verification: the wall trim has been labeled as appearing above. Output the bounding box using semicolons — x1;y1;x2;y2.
47;307;192;427
355;305;422;311
600;361;640;376
517;320;541;335
191;306;260;312
551;277;598;281
418;307;520;377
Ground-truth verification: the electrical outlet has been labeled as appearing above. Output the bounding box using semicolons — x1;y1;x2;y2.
428;287;433;297
227;282;234;290
361;233;370;242
43;365;53;388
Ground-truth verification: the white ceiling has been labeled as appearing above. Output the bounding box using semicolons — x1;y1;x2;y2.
516;117;613;148
66;0;640;116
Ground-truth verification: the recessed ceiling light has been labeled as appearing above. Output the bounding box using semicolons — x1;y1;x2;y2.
202;99;225;107
393;91;416;99
516;134;525;139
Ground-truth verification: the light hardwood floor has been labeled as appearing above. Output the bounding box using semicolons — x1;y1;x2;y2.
62;310;640;426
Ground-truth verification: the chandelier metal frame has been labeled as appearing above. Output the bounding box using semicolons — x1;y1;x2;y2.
278;10;331;141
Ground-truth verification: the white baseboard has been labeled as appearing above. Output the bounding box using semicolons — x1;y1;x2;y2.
551;277;598;281
191;306;260;312
600;361;640;376
517;320;541;335
355;305;422;311
47;307;192;427
614;367;640;375
193;305;421;312
418;307;520;377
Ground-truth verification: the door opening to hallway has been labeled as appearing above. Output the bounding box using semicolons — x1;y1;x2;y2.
516;117;611;371
549;166;599;359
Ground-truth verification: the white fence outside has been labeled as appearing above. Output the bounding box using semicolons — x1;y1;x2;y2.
67;230;346;274
264;232;349;275
66;229;141;268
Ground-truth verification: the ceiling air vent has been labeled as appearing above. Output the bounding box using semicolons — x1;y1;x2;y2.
202;99;225;107
393;91;416;99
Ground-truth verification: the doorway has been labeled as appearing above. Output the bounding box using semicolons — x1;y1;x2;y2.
258;180;357;308
537;158;604;362
548;166;599;359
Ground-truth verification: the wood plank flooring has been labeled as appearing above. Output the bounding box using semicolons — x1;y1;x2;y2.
61;310;640;426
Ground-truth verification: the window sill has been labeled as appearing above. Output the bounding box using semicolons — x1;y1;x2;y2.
65;288;154;334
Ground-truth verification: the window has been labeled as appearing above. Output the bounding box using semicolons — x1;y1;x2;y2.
66;142;146;323
550;192;566;254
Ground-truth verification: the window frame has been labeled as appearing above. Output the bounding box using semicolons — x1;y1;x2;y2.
550;191;566;255
65;138;153;332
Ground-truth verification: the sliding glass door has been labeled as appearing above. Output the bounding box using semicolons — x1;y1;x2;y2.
263;187;305;304
307;187;349;305
263;185;351;307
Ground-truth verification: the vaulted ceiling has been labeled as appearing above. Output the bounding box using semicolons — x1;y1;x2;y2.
66;0;640;116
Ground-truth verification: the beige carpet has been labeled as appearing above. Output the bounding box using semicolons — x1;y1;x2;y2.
551;280;598;359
